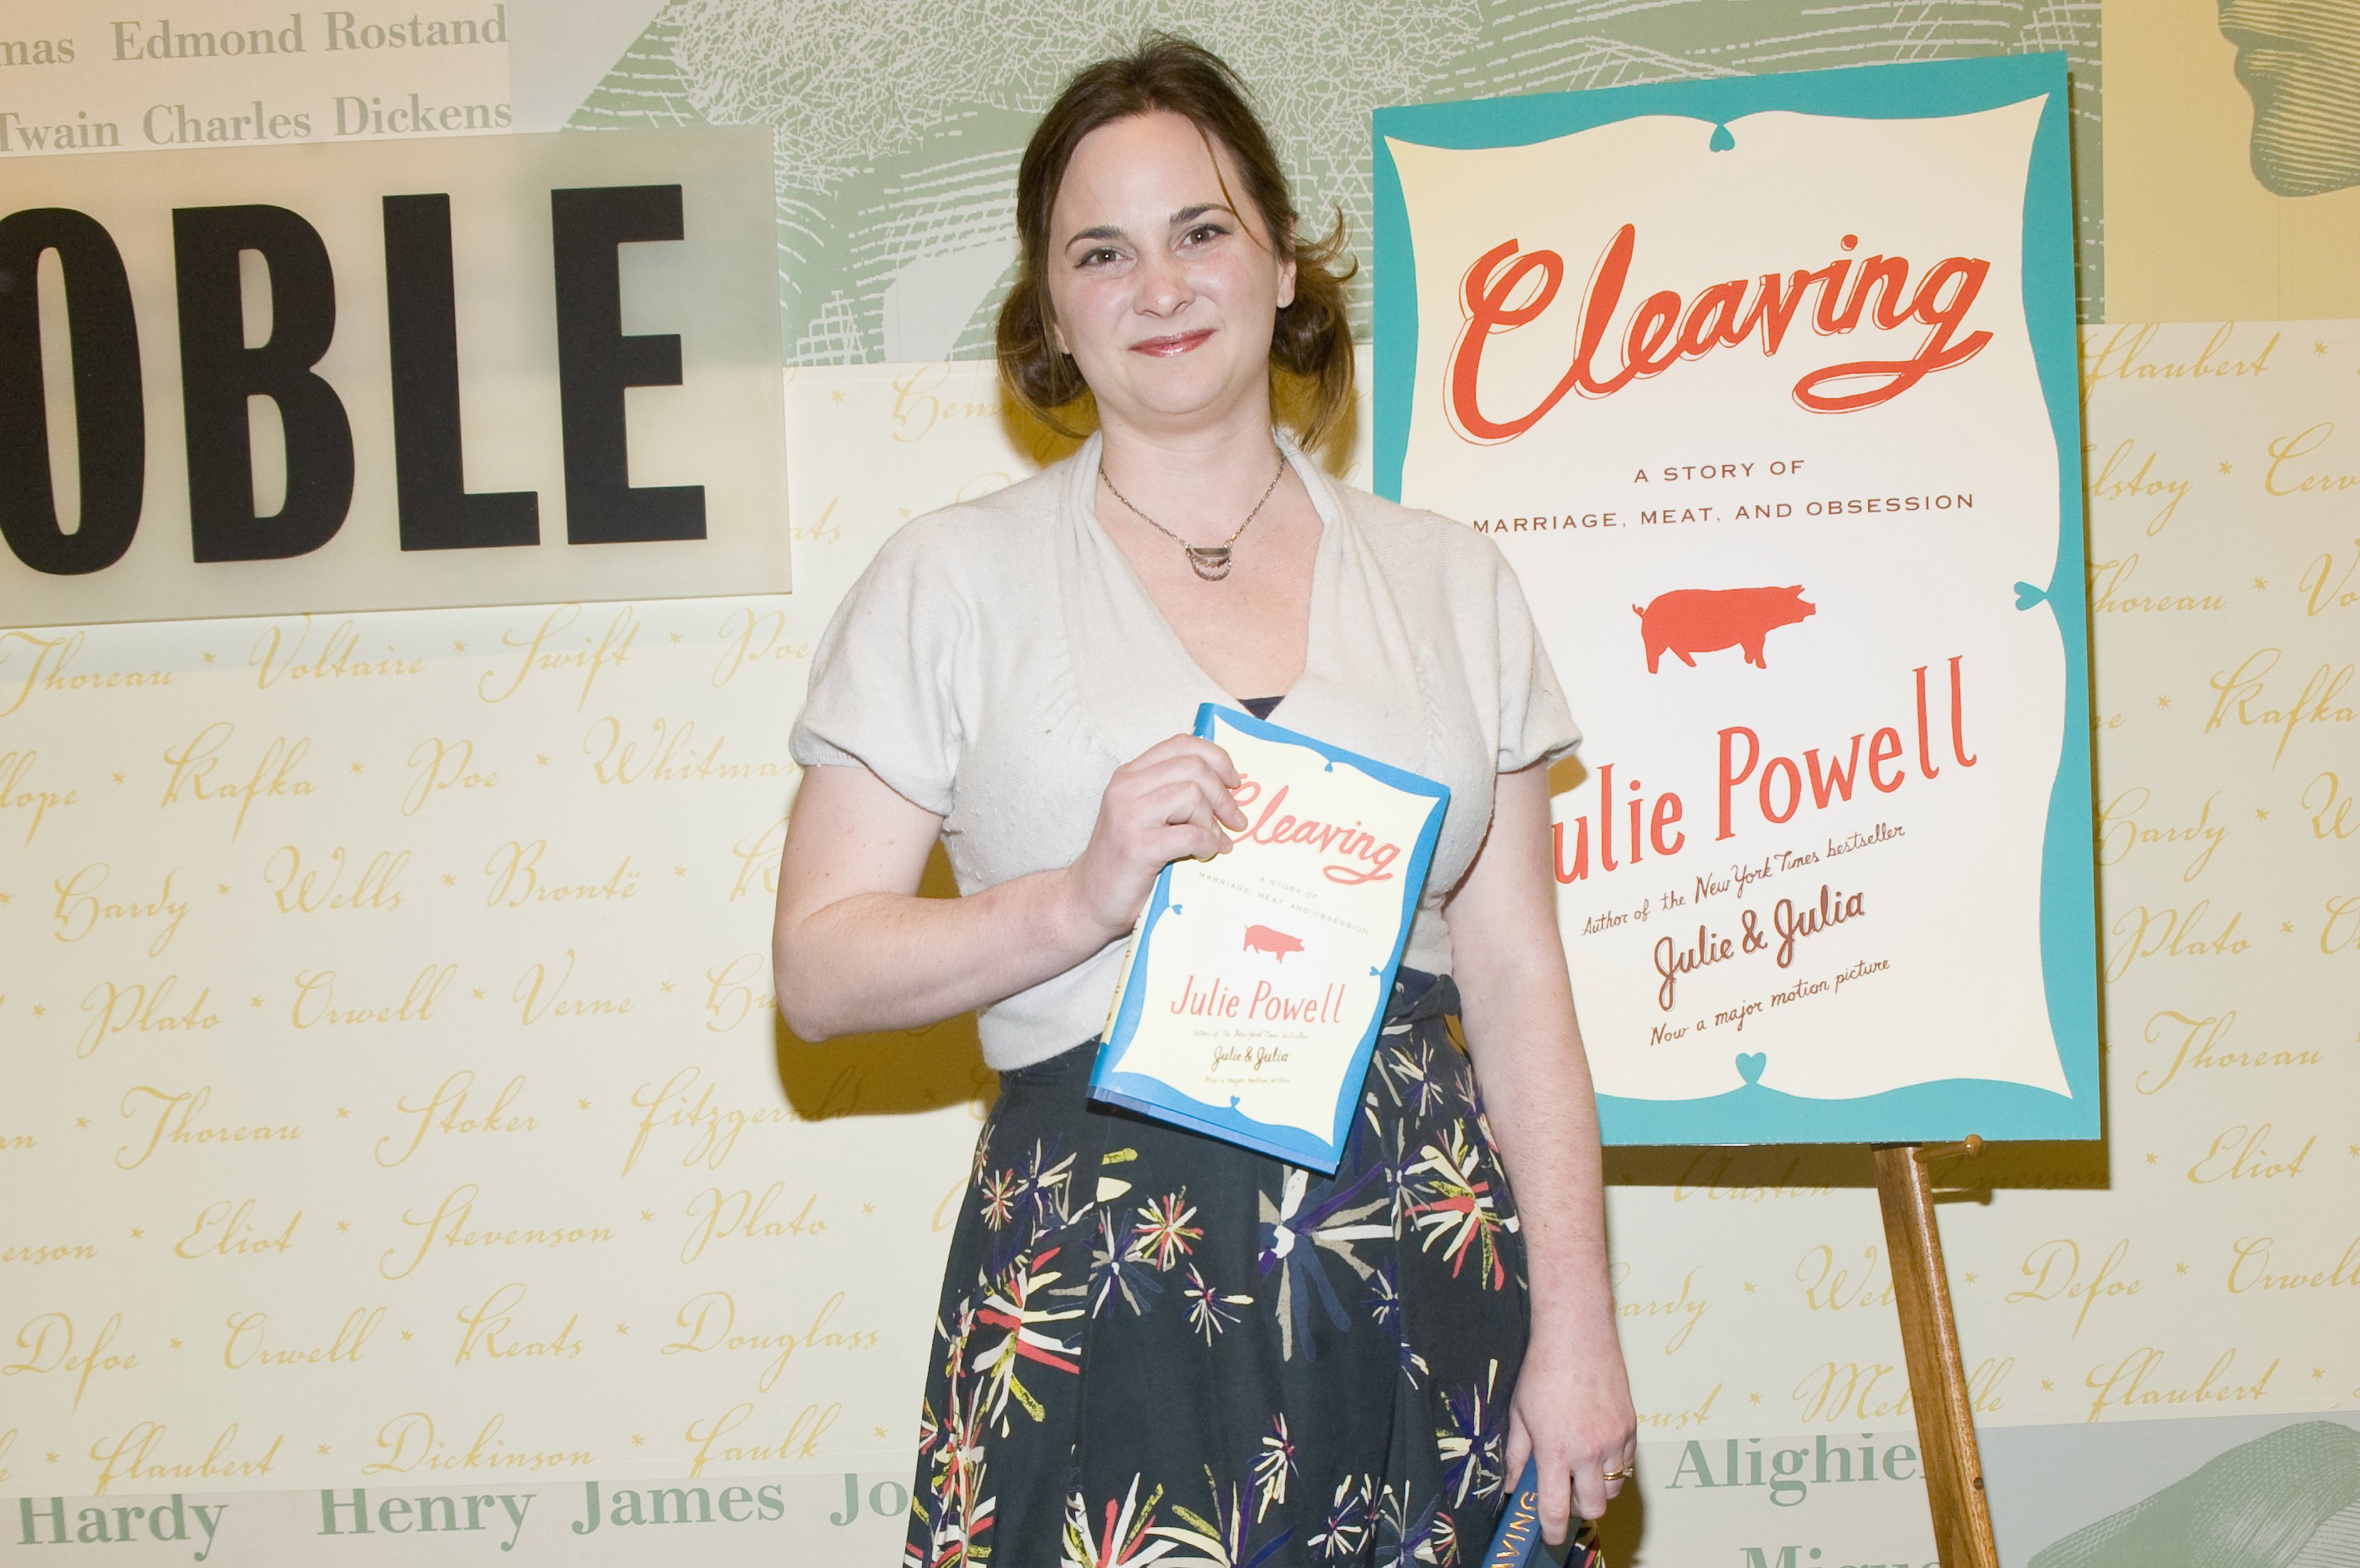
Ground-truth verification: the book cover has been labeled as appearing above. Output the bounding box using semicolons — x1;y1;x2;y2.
1484;1459;1604;1567
1090;704;1450;1172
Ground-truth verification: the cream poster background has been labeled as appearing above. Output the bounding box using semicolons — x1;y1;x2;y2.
0;365;1000;1562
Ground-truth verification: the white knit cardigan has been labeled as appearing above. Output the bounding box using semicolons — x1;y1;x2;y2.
789;429;1582;1070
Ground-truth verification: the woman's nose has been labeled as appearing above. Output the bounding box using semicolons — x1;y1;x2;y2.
1133;248;1190;316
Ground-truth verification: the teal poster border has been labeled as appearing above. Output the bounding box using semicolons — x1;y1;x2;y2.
1371;55;2100;1145
1090;704;1452;1171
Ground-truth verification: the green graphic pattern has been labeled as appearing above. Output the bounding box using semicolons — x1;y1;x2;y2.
566;0;2102;364
2029;1421;2360;1567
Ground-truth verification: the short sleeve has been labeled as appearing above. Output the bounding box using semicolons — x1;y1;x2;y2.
1486;539;1583;773
788;526;967;816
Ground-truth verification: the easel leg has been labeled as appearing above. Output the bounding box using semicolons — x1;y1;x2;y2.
1872;1143;1999;1568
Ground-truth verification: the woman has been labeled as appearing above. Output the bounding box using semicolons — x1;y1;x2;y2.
774;36;1634;1564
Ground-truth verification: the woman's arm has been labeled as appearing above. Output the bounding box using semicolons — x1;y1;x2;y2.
772;762;1091;1039
773;737;1247;1041
1444;760;1636;1542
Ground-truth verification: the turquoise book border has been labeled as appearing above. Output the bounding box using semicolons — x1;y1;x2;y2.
1090;704;1451;1172
1370;55;2101;1145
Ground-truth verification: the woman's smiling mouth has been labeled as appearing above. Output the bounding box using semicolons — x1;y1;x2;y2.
1131;329;1215;357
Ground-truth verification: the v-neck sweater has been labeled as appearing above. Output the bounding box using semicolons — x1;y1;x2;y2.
789;429;1583;1070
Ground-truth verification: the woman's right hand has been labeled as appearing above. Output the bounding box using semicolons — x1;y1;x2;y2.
1062;735;1248;942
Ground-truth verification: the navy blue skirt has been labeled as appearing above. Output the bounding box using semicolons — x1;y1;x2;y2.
904;968;1532;1566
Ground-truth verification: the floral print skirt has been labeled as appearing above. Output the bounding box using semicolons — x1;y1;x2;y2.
906;968;1531;1567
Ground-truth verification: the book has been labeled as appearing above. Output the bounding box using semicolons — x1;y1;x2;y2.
1484;1460;1604;1567
1090;703;1450;1172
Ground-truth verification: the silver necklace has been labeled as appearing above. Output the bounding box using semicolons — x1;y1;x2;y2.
1099;447;1288;582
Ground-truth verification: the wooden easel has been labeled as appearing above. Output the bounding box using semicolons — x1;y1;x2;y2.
1872;1138;2000;1568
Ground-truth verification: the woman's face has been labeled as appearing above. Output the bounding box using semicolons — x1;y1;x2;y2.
1043;109;1296;436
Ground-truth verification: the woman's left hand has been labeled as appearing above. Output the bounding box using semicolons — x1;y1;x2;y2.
1500;1321;1639;1545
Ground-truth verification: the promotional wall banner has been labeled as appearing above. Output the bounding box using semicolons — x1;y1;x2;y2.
0;124;786;626
1373;55;2099;1144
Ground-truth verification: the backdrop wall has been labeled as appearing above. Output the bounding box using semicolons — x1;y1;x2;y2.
4;5;2357;1565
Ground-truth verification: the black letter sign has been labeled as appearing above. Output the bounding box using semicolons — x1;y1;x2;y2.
550;185;705;545
173;204;355;561
383;194;540;552
0;208;145;576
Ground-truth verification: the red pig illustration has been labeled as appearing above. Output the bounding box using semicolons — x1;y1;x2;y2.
1242;925;1304;961
1633;585;1816;673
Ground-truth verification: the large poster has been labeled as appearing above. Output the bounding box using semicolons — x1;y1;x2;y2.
1373;56;2099;1142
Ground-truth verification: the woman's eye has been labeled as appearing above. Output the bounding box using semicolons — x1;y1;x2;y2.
1183;224;1227;246
1078;247;1119;267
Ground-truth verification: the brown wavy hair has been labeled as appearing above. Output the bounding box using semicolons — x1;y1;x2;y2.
997;35;1356;451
